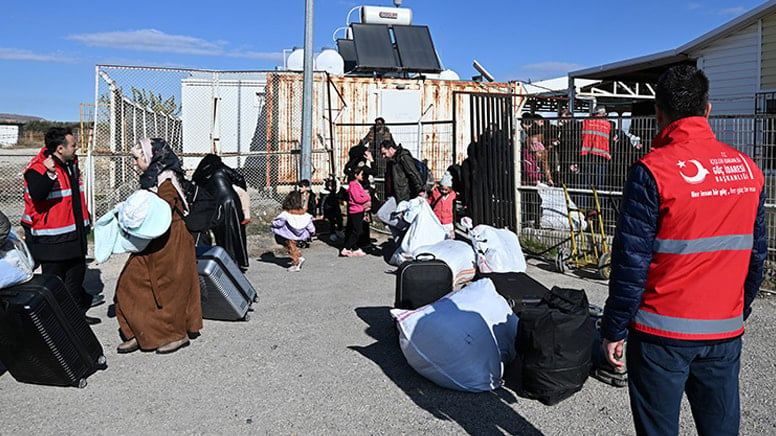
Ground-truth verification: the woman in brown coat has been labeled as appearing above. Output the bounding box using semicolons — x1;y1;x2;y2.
115;138;203;354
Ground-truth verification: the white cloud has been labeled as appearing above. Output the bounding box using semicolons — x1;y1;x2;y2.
0;48;75;63
68;29;226;55
226;50;284;61
688;2;701;10
68;29;284;61
522;62;586;73
715;7;746;16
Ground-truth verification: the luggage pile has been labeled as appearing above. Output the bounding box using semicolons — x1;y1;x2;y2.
390;218;613;404
0;209;258;387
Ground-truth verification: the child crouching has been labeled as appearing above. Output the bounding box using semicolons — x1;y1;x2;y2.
271;191;315;271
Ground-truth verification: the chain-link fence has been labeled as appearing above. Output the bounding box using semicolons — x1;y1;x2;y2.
89;66;456;224
90;66;317;221
517;113;776;287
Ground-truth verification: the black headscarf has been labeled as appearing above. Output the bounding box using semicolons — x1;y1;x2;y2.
134;138;185;190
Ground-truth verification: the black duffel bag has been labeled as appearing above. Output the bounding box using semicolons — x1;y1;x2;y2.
504;286;594;405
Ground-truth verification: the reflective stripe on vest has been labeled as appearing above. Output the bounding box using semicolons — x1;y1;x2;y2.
26;218;90;236
634;309;743;336
24;187;72;200
654;234;753;254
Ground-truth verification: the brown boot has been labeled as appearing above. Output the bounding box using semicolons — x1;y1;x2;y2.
117;337;139;354
156;338;190;354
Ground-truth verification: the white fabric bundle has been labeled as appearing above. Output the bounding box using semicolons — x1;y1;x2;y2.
414;240;477;286
537;182;588;231
391;279;518;392
461;219;526;274
390;197;448;266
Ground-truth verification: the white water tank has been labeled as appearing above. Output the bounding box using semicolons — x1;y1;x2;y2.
286;48;308;71
316;48;344;75
360;6;412;25
439;69;460;81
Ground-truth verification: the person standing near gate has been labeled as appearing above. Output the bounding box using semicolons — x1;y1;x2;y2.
580;105;616;193
22;127;100;324
601;65;767;436
360;117;393;173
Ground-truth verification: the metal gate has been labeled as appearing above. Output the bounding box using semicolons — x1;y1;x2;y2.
454;92;517;230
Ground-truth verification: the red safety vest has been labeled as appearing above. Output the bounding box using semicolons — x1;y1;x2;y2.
581;118;612;160
22;149;90;237
635;117;763;340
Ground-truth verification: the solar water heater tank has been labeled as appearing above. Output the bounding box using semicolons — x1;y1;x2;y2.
360;6;412;26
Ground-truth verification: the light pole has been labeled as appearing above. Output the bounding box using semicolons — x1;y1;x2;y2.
300;0;314;181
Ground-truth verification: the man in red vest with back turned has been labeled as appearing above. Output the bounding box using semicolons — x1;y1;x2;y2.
602;66;766;435
22;127;99;324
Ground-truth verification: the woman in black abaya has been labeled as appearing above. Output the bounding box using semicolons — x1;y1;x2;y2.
192;154;249;270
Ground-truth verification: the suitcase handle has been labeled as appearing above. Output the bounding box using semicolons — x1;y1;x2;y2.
414;252;436;261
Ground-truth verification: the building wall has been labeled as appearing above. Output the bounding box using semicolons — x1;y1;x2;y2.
695;22;760;114
0;125;20;146
761;14;776;90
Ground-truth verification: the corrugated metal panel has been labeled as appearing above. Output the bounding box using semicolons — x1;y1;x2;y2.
694;23;759;114
266;72;524;183
762;14;776;90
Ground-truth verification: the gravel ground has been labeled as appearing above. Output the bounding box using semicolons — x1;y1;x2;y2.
1;233;775;435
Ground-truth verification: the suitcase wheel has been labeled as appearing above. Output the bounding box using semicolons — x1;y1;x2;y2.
253;296;259;303
97;355;107;366
242;313;250;322
77;378;87;389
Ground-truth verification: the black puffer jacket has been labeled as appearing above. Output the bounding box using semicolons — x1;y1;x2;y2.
601;162;767;342
385;145;423;202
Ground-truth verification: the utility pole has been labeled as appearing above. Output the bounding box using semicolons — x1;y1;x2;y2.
300;0;314;181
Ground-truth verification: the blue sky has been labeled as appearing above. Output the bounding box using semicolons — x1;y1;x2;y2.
0;0;768;121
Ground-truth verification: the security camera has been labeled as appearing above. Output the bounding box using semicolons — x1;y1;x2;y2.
472;60;495;82
394;0;402;6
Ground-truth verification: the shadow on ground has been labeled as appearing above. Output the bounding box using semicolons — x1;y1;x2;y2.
348;306;544;435
258;251;292;268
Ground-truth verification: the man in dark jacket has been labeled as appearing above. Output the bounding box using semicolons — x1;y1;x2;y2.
379;140;424;241
380;140;424;203
602;66;766;435
22;127;100;324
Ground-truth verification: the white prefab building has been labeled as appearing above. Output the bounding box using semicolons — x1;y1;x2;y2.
569;0;776;115
0;122;22;146
180;73;267;170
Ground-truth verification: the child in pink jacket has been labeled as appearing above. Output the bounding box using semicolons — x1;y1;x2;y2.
341;167;371;257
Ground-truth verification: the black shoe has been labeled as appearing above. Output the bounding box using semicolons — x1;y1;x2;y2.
84;315;101;325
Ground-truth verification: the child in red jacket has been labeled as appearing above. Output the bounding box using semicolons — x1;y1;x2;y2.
427;171;456;238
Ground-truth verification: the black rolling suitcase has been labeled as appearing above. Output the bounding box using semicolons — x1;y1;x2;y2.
479;272;550;310
0;275;106;388
395;254;453;310
196;246;257;321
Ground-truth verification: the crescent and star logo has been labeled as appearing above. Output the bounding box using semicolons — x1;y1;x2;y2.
677;160;709;184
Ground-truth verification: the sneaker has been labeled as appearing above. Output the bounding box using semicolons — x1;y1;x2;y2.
351;248;366;256
287;264;301;272
340;249;353;257
297;257;305;269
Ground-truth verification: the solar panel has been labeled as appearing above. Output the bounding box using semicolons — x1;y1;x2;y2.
393;25;442;73
351;23;400;71
336;39;358;73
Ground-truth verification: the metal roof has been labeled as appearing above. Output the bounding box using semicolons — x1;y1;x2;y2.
569;0;776;81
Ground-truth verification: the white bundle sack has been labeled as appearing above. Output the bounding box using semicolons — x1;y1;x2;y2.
0;228;34;289
390;197;448;266
391;279;518;392
537;183;588;231
414;240;477;286
461;218;526;274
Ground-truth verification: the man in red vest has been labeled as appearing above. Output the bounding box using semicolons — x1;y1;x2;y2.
601;66;766;435
22;127;99;324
